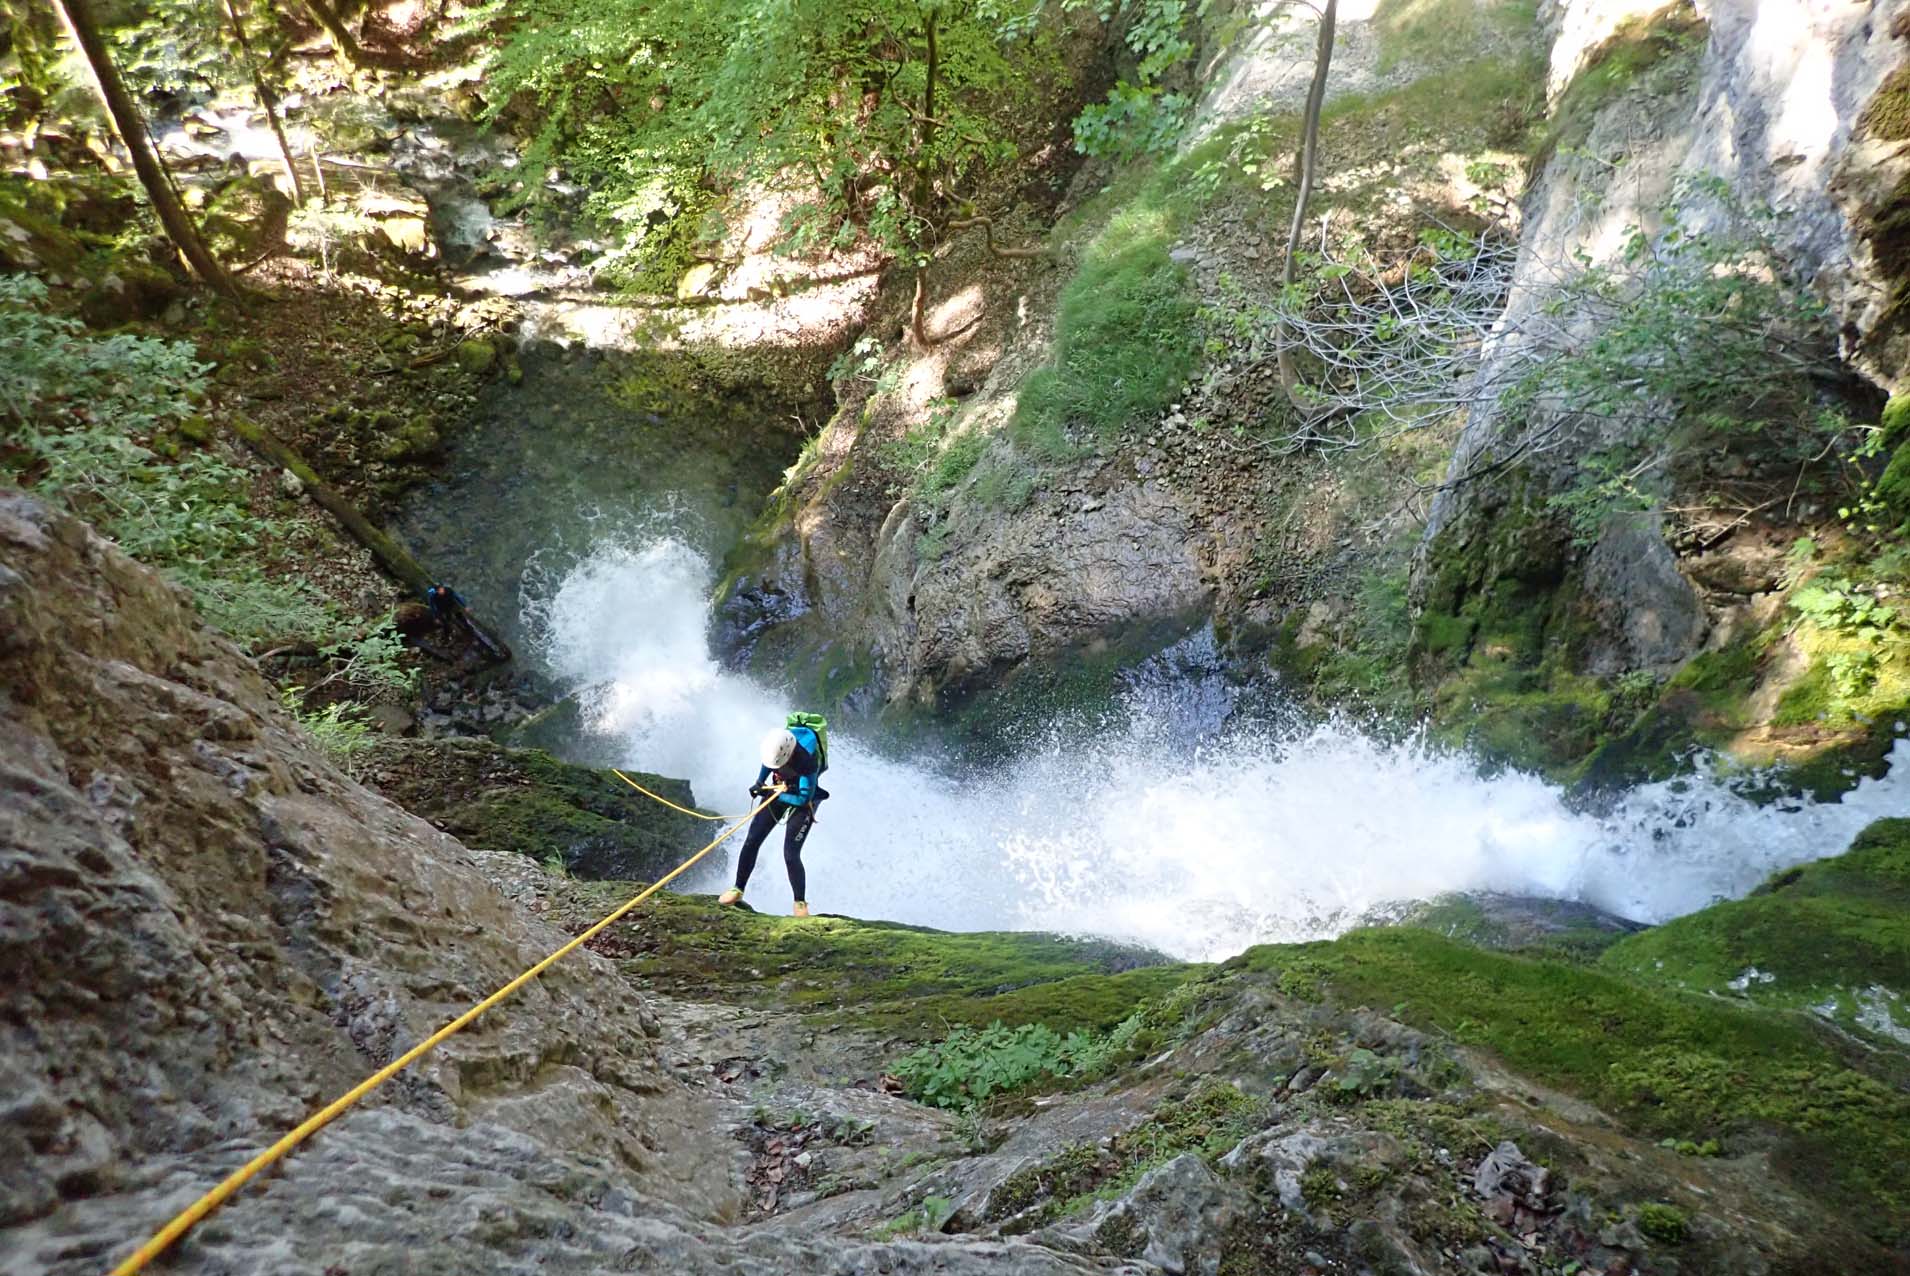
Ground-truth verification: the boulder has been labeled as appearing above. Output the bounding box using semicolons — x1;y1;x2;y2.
355;187;438;261
452;337;497;375
1076;1153;1238;1275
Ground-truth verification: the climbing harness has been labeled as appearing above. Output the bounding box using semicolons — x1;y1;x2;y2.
610;767;734;821
107;786;783;1276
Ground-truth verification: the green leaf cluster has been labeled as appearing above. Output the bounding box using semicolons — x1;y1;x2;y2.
280;690;377;766
478;0;1054;259
1069;0;1203;160
891;1011;1148;1109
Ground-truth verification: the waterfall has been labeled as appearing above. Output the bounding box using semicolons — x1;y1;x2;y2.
527;535;1910;962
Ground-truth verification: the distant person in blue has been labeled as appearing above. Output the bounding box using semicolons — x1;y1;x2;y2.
424;582;471;641
720;716;829;917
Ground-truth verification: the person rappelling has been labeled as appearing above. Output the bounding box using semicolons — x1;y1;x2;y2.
719;712;829;917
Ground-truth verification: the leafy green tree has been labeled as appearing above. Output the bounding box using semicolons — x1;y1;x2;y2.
481;0;1052;276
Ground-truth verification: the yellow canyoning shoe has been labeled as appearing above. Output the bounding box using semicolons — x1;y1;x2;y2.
792;901;811;918
718;888;744;906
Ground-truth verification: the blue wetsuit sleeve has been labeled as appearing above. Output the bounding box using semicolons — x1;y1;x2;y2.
754;765;771;791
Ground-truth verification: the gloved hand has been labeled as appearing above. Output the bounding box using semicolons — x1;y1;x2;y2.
748;785;767;799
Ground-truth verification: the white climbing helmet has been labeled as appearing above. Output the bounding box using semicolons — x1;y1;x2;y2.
760;726;798;770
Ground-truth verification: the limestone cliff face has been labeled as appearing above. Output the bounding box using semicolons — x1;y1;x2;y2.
0;492;1111;1275
1425;0;1907;601
1412;0;1910;778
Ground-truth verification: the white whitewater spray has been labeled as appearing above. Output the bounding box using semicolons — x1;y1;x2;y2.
529;537;1910;961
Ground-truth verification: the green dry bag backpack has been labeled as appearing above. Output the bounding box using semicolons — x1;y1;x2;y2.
786;712;828;773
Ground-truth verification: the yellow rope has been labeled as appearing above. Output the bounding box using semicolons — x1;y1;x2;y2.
108;789;780;1276
611;767;732;821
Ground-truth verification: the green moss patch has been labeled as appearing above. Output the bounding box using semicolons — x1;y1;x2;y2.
574;887;1197;1040
984;1081;1264;1227
1602;819;1910;1045
1225;926;1910;1246
1860;63;1910;142
1012;190;1201;453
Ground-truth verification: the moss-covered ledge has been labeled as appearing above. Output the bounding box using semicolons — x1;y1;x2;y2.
1601;817;1910;1045
546;883;1196;1041
1225;920;1910;1254
362;737;710;879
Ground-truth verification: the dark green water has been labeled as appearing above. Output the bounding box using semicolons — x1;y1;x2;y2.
390;343;801;651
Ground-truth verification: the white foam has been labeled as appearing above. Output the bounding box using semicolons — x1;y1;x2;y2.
528;536;1910;961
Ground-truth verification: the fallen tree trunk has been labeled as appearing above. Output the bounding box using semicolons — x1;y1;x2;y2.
226;417;514;662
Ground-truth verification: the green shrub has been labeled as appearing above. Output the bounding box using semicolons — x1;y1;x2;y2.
1523;181;1859;541
1013;200;1198;445
281;692;376;766
1;274;339;647
875;1194;956;1238
891;1020;1106;1109
1636;1202;1689;1244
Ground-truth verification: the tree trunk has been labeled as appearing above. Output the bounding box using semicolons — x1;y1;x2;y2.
225;418;514;661
1276;0;1336;411
913;10;939;216
51;0;237;295
301;0;367;71
222;0;308;204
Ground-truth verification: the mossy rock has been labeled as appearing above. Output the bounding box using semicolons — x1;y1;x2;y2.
1450;675;1612;773
362;737;709;879
453;338;499;376
1874;394;1910;527
373;416;443;461
1860;63;1910;142
1225;923;1910;1254
77;260;185;327
1602;818;1910;1045
1395;891;1643;962
0;177;91;276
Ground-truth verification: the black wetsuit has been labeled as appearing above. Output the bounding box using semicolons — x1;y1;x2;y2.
733;741;820;900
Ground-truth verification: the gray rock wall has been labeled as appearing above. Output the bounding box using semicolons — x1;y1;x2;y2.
1422;0;1909;657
